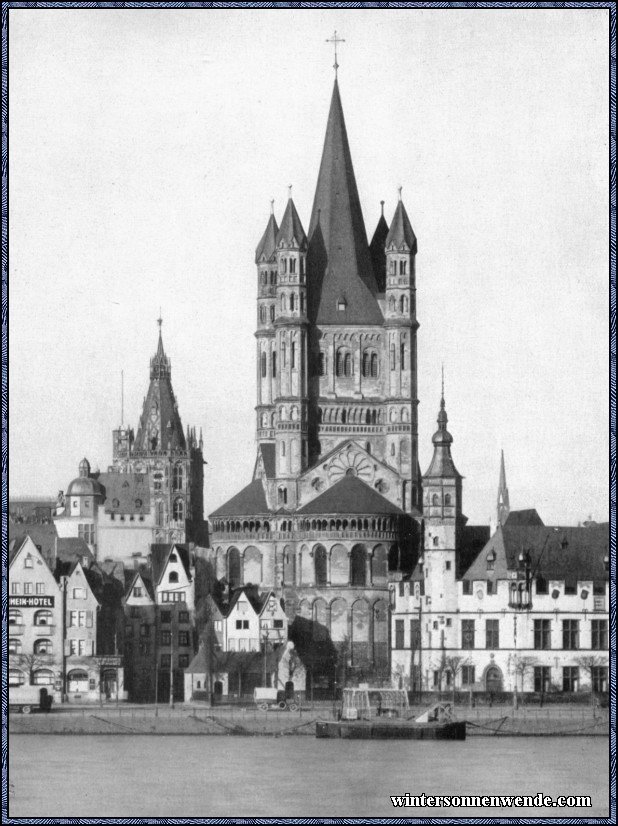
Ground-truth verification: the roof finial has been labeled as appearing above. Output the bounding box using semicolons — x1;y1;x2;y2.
441;363;445;406
157;309;162;330
326;30;345;77
288;184;293;200
398;185;403;202
270;198;275;215
380;200;385;216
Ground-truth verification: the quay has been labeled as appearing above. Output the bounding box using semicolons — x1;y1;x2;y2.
9;702;609;738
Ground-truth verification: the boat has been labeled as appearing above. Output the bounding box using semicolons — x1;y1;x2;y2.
316;687;466;741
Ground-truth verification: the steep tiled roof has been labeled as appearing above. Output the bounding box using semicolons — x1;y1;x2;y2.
297;475;403;515
306;80;383;326
505;509;544;527
259;443;276;479
209;479;270;518
8;522;57;563
463;524;609;583
99;472;151;515
276;198;307;249
255;213;279;263
56;537;94;564
369;209;389;293
385;199;417;254
133;330;186;454
150;543;192;586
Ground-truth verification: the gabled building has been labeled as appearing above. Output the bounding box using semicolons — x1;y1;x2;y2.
8;536;63;702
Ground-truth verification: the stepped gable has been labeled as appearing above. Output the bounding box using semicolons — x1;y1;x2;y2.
307;79;383;326
209;479;270;518
296;474;403;515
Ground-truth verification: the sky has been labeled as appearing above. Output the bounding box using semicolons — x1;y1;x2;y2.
8;7;609;526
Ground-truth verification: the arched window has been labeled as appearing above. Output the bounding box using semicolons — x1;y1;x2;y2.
67;669;89;692
172;464;184;492
372;410;377;424
173;498;185;521
399;295;405;313
270;305;275;322
33;669;54;685
290;257;296;274
318;352;325;376
34;638;52;655
433;536;439;547
432;493;440;506
390;344;396;370
365;409;371;424
281;441;286;457
281;342;287;367
444;493;452;506
362;351;370;377
371;353;378;377
300;293;304;312
272;351;277;377
388;295;395;311
34;610;53;626
261;352;267;377
391;443;396;457
270;271;276;285
291;342;296;369
336;349;343;377
9;669;26;686
400;260;407;275
8;609;22;626
8;638;22;655
400;343;406;370
281;294;287;312
290;293;295;311
314;545;327;586
344;353;352;376
341;410;347;424
350;546;367;586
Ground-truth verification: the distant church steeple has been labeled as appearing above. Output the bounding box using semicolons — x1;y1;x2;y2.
497;449;510;526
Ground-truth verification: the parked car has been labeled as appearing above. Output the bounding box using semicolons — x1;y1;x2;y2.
254;687;298;711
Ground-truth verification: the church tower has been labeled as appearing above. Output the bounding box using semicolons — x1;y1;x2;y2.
497;449;510;526
112;320;205;543
255;203;278;451
422;380;463;614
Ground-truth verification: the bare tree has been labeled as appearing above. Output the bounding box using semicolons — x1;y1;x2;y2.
575;654;609;704
91;655;123;706
444;655;470;706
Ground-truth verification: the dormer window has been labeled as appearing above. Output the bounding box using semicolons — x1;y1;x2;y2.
169;552;178;562
486;550;496;571
24;555;33;568
337;296;347;312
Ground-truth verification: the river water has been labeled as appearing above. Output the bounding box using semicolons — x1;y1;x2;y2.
8;735;609;818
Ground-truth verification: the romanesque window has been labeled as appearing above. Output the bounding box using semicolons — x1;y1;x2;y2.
399;260;407;275
270;271;276;285
290;258;296;274
260;306;266;323
390;344;395;370
444;493;451;506
272;351;277;378
281;441;286;456
400;343;406;370
270;305;275;322
399;295;408;313
388;295;395;311
291;342;296;369
281;342;287;367
318;352;326;376
261;353;267;378
290;293;295;311
281;294;287;312
344;353;352;376
300;293;304;312
431;493;439;506
389;260;396;275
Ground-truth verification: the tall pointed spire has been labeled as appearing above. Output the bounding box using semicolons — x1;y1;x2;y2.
497;450;510;526
276;194;307;249
307;80;382;325
151;316;171;379
385;195;417;254
369;201;389;292
255;205;279;263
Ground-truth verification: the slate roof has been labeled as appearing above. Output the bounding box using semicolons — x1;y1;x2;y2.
56;537;94;564
209;479;270;518
255;213;279;263
463;524;609;583
505;509;544;527
369;209;389;293
297;475;403;515
150;543;192;586
258;443;276;479
123;568;156;601
306;80;383;326
133;330;186;454
276;198;307;249
385;199;417;254
8;522;57;563
98;472;151;515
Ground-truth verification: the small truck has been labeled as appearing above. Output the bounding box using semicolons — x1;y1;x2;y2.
253;687;298;711
8;685;54;715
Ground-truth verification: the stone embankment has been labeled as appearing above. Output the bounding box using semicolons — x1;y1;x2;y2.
9;704;609;737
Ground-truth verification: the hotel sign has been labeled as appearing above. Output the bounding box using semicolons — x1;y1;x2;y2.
9;596;55;608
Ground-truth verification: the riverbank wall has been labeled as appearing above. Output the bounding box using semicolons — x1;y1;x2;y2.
9;704;609;737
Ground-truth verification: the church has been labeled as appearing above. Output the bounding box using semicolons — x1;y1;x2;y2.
208;75;455;678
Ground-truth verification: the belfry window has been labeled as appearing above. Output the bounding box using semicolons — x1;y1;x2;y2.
291;342;296;369
290;293;295;311
173;498;185;522
290;258;296;274
270;305;275;322
399;260;407;275
272;351;277;377
172;464;184;492
400;343;406;370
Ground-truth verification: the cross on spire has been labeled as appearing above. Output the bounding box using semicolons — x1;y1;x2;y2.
398;185;403;202
157;309;163;330
326;30;345;76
